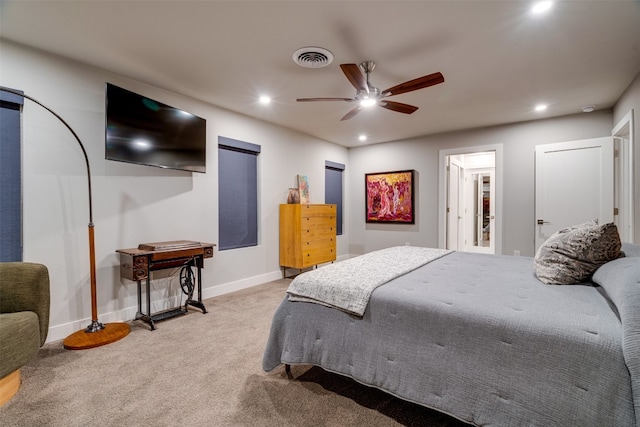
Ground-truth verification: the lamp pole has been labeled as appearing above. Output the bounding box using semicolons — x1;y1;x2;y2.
0;86;129;349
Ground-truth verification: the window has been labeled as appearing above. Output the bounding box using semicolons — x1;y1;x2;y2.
0;89;24;261
325;160;345;235
218;137;260;250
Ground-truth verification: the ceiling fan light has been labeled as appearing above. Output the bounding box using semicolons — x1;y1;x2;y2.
532;1;553;14
360;98;376;108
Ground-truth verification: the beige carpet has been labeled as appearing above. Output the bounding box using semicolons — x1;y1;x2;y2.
0;279;468;426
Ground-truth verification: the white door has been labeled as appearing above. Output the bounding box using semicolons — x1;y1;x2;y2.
534;137;614;251
464;168;495;254
446;159;462;250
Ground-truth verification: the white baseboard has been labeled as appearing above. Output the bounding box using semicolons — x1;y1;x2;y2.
200;270;284;300
45;257;360;344
46;269;285;344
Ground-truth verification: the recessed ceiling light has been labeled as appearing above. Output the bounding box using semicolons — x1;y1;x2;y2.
259;95;271;105
532;1;553;15
535;104;548;112
358;134;367;142
581;105;596;113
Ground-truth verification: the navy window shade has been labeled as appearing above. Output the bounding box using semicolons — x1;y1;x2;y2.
325;161;345;236
218;137;260;251
0;89;24;261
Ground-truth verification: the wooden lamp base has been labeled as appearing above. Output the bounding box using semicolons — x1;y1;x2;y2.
63;322;130;350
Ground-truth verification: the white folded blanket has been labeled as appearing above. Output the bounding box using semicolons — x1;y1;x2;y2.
287;246;452;316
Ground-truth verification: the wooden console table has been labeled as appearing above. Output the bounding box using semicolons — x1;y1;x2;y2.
116;240;215;330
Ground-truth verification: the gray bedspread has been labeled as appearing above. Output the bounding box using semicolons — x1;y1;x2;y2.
263;251;637;426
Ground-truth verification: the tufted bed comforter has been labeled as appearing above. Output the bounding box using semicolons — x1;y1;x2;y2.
263;247;640;426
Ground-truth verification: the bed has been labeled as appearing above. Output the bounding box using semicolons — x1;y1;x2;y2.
263;231;640;426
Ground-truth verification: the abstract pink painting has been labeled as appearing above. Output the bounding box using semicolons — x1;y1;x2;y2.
365;170;415;223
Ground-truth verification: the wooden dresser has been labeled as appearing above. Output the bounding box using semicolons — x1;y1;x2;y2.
279;204;336;270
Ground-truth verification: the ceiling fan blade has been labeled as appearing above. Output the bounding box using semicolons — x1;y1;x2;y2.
340;64;368;92
382;72;444;97
297;97;354;102
379;100;419;114
340;106;362;121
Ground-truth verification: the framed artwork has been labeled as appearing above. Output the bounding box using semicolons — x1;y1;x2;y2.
297;174;310;204
365;170;415;224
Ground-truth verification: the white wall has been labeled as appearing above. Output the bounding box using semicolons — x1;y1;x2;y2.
1;41;348;342
613;71;640;243
347;111;613;257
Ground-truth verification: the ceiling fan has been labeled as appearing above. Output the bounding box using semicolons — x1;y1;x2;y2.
296;61;444;121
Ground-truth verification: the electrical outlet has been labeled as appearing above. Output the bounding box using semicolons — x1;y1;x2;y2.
514;250;520;256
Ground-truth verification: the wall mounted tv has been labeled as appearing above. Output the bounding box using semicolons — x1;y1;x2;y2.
105;83;206;173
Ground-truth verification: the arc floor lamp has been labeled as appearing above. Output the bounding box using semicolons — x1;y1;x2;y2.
0;86;130;350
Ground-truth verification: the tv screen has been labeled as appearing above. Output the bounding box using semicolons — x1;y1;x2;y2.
105;83;206;173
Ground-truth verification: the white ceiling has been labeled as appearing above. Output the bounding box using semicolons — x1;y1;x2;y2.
1;0;639;147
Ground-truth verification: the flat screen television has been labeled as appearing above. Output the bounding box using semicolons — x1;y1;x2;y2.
105;83;206;173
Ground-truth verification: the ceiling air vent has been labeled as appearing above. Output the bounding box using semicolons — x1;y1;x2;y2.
292;47;334;68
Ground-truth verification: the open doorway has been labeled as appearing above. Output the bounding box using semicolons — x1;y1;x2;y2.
438;144;503;255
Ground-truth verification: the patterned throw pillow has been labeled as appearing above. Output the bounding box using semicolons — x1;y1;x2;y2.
534;221;621;285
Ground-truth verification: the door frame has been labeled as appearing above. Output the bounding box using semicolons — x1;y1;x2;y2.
612;109;634;242
438;144;503;254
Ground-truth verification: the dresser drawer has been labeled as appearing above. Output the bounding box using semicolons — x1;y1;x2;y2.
300;204;336;218
302;246;336;267
302;227;335;240
301;238;335;251
300;216;335;229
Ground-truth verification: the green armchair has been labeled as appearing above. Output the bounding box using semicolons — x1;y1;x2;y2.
0;262;50;406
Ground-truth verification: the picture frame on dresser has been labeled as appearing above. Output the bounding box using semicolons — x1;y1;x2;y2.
297;174;310;204
365;170;415;224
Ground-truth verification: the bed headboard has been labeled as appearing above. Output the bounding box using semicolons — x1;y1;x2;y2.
622;242;640;257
